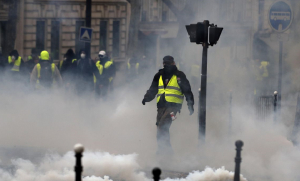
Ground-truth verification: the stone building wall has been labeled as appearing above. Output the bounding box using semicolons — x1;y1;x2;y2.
22;0;128;61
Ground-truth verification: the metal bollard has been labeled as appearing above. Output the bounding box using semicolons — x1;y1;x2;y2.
74;144;84;181
274;91;278;122
234;140;244;181
152;167;161;181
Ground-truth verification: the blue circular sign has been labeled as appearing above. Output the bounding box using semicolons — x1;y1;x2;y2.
269;1;292;32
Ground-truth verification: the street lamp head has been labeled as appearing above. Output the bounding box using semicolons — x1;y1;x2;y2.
74;143;84;154
274;91;278;95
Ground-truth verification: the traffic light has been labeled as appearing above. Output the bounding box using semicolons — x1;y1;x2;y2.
186;21;223;46
186;22;208;45
209;26;223;46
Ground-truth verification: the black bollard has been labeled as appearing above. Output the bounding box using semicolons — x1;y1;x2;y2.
274;91;278;122
234;140;243;181
152;167;161;181
74;144;84;181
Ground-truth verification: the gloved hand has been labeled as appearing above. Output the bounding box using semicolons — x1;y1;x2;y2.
188;105;194;115
142;99;146;105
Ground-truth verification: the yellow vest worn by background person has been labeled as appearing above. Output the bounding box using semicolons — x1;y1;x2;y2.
127;62;139;75
105;59;114;82
157;75;184;104
94;59;114;83
59;59;77;70
8;56;22;71
94;60;104;84
35;63;56;89
260;61;269;77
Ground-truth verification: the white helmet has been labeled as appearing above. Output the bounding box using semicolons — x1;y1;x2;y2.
99;50;106;57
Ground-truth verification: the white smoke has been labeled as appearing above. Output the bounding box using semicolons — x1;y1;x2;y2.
0;150;246;181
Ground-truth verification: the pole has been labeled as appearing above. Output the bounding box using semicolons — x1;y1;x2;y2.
199;20;209;142
152;167;161;181
234;140;244;181
274;91;278;123
74;144;84;181
277;41;283;117
85;0;91;58
229;91;232;135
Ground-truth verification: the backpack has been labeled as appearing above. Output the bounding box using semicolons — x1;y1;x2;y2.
37;62;55;88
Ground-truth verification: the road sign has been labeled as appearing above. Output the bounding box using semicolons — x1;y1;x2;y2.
268;1;292;32
79;27;93;42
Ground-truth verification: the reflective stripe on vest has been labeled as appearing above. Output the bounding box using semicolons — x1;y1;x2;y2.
72;59;77;63
36;63;56;88
8;56;22;71
157;75;184;104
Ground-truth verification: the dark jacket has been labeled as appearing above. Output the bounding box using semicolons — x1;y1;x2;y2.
60;49;77;83
143;65;194;109
77;58;101;82
100;56;116;84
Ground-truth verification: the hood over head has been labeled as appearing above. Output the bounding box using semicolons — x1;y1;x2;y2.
65;49;76;60
9;50;19;58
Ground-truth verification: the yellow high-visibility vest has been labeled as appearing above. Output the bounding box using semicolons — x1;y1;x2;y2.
157;75;184;104
127;62;139;75
94;60;104;83
94;59;114;83
8;56;22;71
260;61;269;77
59;60;63;69
59;59;77;69
36;63;56;89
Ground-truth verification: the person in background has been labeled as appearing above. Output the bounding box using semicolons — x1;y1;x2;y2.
60;49;77;90
142;55;194;155
127;55;139;82
30;50;62;89
26;48;39;73
76;49;102;95
5;50;26;83
95;50;116;98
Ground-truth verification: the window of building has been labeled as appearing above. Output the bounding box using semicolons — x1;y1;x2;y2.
0;21;6;52
100;21;107;51
51;21;60;60
36;21;45;52
76;21;85;56
112;21;120;57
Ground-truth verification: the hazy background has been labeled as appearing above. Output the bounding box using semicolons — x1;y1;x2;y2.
1;0;300;180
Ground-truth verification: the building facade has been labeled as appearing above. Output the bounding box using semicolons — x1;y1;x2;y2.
0;0;129;62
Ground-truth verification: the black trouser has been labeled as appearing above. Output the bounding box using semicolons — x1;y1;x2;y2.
156;107;179;155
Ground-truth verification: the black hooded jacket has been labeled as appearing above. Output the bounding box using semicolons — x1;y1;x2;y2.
61;49;77;83
143;65;194;109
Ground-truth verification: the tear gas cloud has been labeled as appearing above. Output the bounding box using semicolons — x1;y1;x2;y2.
1;0;300;181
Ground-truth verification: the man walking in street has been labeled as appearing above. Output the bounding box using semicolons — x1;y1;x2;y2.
142;55;194;155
